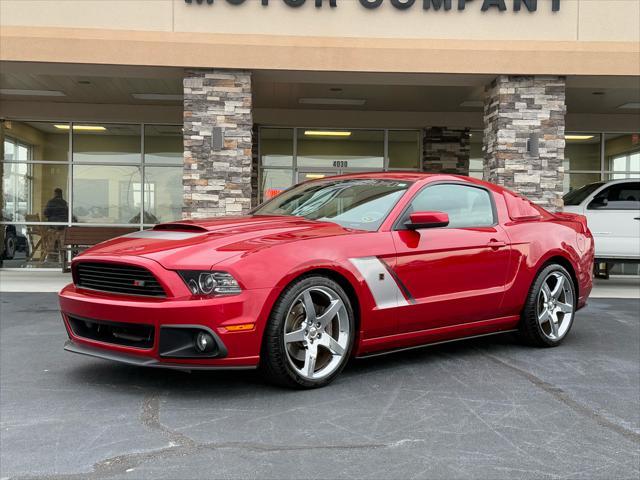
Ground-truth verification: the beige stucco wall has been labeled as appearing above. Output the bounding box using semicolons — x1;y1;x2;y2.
1;0;639;75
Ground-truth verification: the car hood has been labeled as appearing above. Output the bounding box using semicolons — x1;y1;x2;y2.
78;216;357;269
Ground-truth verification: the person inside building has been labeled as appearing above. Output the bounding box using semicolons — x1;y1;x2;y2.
44;188;69;223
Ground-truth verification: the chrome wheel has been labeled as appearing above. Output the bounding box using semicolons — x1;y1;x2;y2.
536;271;574;341
283;286;349;381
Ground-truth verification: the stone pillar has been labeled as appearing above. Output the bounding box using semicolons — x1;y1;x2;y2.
183;69;253;219
483;75;566;210
423;127;470;175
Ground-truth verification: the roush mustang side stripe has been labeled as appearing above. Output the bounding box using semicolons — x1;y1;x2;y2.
349;256;411;309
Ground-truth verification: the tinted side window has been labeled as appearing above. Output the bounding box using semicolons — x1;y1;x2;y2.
588;182;640;210
404;184;495;228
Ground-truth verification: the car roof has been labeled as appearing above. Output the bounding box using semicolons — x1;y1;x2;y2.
315;171;509;194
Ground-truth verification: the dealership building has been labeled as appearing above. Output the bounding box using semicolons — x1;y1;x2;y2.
0;0;639;270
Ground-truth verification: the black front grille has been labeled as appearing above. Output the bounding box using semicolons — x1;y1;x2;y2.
68;316;154;349
75;262;166;297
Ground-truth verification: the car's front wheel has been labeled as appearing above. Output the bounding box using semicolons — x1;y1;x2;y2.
519;264;576;347
261;276;355;389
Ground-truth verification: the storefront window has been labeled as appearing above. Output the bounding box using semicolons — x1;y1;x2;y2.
261;169;293;201
73;123;141;163
72;165;141;224
297;129;384;169
2;162;70;223
144;125;183;165
261;128;293;167
605;133;640;179
563;133;602;193
388;130;420;169
3;121;69;162
143;166;183;223
469;131;483;179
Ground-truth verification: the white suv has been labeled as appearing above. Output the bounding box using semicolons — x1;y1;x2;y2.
563;179;640;276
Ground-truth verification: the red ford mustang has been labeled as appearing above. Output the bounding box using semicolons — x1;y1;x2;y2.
59;173;594;388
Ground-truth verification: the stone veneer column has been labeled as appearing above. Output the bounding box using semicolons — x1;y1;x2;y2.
483;75;566;210
422;127;470;175
183;69;252;219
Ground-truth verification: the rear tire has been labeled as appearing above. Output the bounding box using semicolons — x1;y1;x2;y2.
260;276;355;389
3;230;16;260
519;264;576;347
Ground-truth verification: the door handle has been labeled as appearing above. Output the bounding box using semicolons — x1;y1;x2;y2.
634;217;640;221
487;239;506;249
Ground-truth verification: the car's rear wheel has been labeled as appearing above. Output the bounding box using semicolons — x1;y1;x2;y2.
519;264;576;347
3;230;17;260
261;276;354;389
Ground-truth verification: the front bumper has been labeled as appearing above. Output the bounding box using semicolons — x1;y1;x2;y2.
64;340;255;371
59;282;274;369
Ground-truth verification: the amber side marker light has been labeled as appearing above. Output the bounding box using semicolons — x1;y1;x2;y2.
225;323;255;332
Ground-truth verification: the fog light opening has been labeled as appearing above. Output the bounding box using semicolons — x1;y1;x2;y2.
195;331;215;353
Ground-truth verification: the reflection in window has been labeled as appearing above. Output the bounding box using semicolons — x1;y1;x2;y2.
388;130;420;169
260;169;293;202
297;129;384;169
72;165;141;224
3;121;69;162
260;128;293;167
606;133;640;179
2;162;70;223
73;124;141;164
469;131;484;179
144;125;183;165
143;166;183;223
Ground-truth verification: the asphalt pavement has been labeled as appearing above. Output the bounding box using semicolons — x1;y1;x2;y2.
0;293;638;480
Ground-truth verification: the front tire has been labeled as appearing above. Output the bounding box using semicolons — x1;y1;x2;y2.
519;264;576;347
261;276;355;389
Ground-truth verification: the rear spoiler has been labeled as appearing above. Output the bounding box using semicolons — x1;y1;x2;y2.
554;212;589;233
503;192;543;221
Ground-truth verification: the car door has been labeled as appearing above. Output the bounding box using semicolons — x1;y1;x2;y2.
585;181;640;260
390;182;511;333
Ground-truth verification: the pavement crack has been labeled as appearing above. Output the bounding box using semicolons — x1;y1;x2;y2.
12;440;399;480
482;351;640;443
140;392;196;448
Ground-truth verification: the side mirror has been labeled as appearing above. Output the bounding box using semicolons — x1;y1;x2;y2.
405;211;449;230
589;196;608;209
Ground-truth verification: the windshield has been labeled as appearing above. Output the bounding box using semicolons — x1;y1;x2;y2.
563;182;605;206
253;179;411;231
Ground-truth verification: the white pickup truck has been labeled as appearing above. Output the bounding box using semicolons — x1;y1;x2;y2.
563;179;640;278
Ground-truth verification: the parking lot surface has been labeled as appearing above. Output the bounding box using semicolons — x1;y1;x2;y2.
1;293;638;480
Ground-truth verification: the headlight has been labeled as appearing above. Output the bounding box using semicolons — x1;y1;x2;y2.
178;270;241;296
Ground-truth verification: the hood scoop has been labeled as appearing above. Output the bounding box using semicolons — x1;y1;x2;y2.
152;223;209;233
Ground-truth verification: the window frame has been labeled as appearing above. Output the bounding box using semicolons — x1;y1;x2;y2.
393;181;499;231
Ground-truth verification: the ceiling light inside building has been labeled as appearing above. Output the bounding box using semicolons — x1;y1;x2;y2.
565;135;595;141
304;131;352;137
54;124;107;131
299;98;366;106
0;89;66;97
131;93;184;101
617;102;640;109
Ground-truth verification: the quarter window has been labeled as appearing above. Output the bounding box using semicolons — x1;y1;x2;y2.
403;183;495;228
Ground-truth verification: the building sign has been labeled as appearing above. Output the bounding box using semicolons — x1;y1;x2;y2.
185;0;561;12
